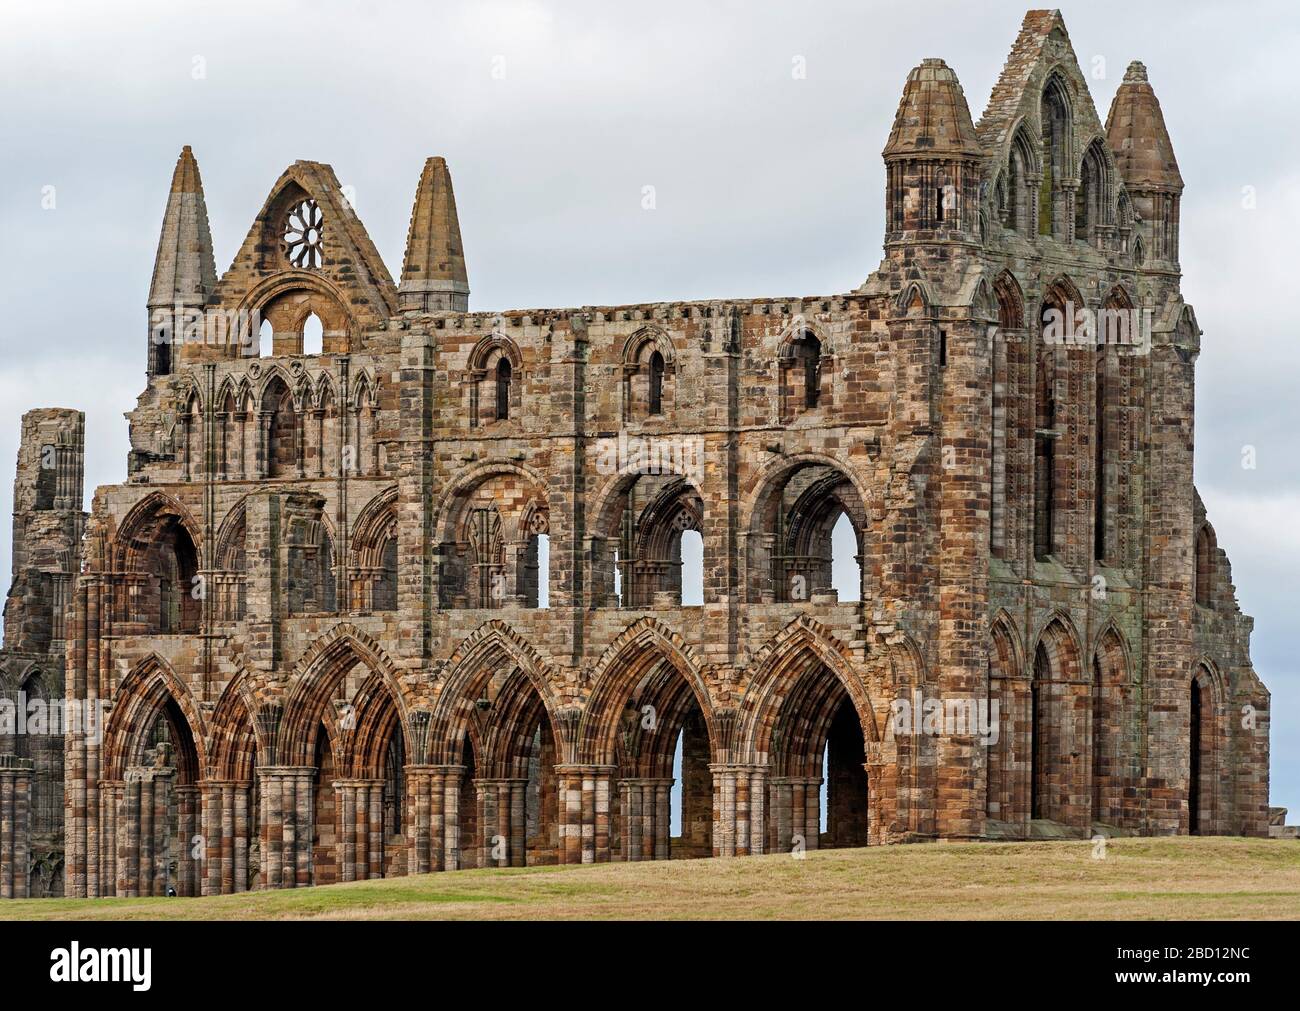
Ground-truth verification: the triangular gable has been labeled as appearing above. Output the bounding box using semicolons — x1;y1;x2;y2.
210;160;398;330
975;10;1108;164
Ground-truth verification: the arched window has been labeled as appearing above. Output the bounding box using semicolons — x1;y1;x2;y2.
783;331;822;418
746;461;867;604
830;512;861;602
495;359;512;422
649;351;665;416
525;532;550;608
1004;126;1038;235
1189;667;1217;835
156;516;201;634
1075;140;1110;244
1195;525;1215;606
1033;338;1056;562
606;475;703;608
622;330;673;420
302;312;323;355
991;272;1023;560
679;528;703;605
263;377;298;479
1039;76;1072;239
258;318;273;357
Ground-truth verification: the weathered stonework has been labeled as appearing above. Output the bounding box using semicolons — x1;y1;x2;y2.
0;9;1274;899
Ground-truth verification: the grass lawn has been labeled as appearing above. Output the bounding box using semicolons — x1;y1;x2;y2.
3;836;1297;921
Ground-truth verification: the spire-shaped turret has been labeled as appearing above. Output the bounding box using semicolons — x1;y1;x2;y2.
883;58;982;160
882;58;982;240
1106;61;1183;264
399;157;469;312
1106;61;1183;193
147;145;216;375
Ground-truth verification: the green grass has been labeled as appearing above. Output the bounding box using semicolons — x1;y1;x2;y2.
4;836;1297;920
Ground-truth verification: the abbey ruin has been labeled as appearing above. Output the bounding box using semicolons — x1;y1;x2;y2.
0;10;1269;899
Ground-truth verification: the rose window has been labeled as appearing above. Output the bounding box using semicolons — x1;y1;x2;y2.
282;198;324;269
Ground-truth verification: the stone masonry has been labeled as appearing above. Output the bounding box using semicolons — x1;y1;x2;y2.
0;10;1273;898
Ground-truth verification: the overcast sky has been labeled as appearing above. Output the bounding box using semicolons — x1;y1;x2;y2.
1;0;1296;817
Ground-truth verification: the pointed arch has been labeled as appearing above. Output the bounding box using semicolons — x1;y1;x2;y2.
350;485;398;611
739;615;879;759
208;664;263;782
1091;622;1131;824
277;624;407;768
986;610;1025;824
431;620;563;776
103;654;208;782
1195;523;1217;606
1075;136;1115;243
1190;660;1223;835
1030;614;1086;825
579;617;715;766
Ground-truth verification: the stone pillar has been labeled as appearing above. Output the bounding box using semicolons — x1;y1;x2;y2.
766;775;820;854
334;778;386;881
404;765;465;873
115;763;175;897
555;765;614;864
0;756;34;899
176;785;200;896
475;778;528;868
200;780;253;895
710;764;767;857
257;767;315;889
617;777;673;861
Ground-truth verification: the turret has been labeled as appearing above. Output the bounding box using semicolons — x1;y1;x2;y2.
883;58;983;242
146;146;216;375
1106;61;1184;266
400;157;469;312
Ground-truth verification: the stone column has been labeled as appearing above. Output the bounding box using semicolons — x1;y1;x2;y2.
176;785;200;896
767;775;820;855
115;762;175;897
475;778;528;868
555;765;615;864
200;780;253;895
257;767;315;889
0;756;33;899
617;777;674;860
404;765;465;873
334;778;386;881
710;764;767;857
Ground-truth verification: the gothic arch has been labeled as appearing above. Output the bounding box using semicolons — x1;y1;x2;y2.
738;616;879;761
993;270;1025;331
277;624;406;768
1190;659;1224;835
208;664;263;782
103;654;208;782
237;269;357;356
1030;613;1086;825
430;619;564;768
622;326;677;420
112;491;203;571
739;452;871;604
350;485;398;611
893;278;935;318
1090;622;1131;823
1076;136;1116;241
579;617;716;767
986;611;1025;824
432;460;550;544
